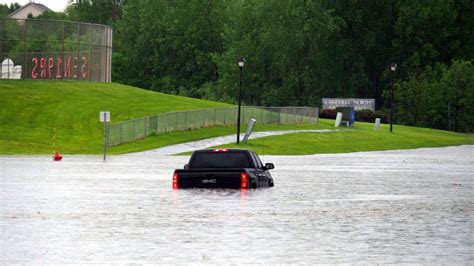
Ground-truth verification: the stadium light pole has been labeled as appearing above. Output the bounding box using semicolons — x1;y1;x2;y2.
236;57;245;144
390;63;397;133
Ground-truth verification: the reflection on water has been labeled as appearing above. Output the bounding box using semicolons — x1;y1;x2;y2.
1;146;473;264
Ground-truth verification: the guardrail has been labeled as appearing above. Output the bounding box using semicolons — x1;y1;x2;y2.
107;106;319;146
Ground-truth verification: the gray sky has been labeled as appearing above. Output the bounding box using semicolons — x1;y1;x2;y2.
1;0;69;12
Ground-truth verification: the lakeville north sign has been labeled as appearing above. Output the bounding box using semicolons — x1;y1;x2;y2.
322;98;376;111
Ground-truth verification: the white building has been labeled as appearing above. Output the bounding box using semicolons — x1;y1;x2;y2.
7;2;51;19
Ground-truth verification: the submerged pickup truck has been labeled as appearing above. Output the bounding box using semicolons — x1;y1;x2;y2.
173;148;275;189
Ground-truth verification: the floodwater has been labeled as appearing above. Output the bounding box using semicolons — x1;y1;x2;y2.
1;146;473;264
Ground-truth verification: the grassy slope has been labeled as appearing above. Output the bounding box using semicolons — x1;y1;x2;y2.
217;119;473;155
1;80;471;155
0;80;231;154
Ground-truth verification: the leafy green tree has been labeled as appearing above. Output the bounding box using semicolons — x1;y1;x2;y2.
392;1;465;78
0;4;11;17
442;60;474;132
394;63;447;128
113;0;224;95
213;0;345;106
394;60;473;132
65;0;127;26
36;11;69;20
0;3;21;17
329;0;397;108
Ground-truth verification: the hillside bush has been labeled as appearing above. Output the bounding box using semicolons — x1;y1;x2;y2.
374;110;389;123
319;109;337;119
355;109;374;122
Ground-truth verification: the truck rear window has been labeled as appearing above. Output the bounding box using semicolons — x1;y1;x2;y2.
189;151;252;169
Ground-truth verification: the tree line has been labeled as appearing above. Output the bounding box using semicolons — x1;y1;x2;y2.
2;0;473;132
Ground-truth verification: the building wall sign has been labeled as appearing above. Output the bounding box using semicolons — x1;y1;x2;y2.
0;18;112;82
322;98;375;111
31;56;88;79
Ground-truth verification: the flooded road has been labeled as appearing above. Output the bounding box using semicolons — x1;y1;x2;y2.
1;146;473;264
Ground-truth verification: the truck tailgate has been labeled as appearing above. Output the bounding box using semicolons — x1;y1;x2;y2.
174;169;245;189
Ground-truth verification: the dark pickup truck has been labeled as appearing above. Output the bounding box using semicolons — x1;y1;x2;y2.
173;148;275;189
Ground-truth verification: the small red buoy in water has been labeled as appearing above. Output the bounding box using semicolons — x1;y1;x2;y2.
53;152;63;161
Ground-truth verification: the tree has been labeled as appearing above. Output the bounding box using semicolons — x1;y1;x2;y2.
113;0;224;96
392;1;464;78
0;3;21;17
329;0;397;108
394;60;473;132
212;0;345;106
442;60;474;132
65;0;127;26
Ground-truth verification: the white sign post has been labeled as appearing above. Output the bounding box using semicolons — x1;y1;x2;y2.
335;112;343;127
100;111;110;161
374;118;381;130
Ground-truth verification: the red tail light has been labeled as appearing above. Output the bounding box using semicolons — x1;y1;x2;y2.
240;172;248;188
172;172;179;189
213;148;228;152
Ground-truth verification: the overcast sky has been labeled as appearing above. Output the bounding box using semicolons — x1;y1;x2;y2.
1;0;69;12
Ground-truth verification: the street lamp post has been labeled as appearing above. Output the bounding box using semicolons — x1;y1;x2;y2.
236;57;245;144
390;63;397;133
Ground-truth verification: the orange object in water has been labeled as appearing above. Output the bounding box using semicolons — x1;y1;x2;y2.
53;152;63;161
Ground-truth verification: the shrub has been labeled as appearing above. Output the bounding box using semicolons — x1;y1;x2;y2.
355;109;374;122
319;109;337;119
320;108;389;124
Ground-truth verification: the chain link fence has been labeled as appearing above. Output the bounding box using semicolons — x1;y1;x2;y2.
1;18;112;81
107;106;319;146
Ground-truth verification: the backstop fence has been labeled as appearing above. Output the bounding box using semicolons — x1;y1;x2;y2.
0;17;112;81
107;106;319;146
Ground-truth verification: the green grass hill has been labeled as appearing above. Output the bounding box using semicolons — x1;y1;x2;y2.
1;80;472;155
0;80;231;154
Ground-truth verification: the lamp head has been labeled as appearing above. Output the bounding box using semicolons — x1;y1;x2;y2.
238;57;246;68
390;63;397;72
